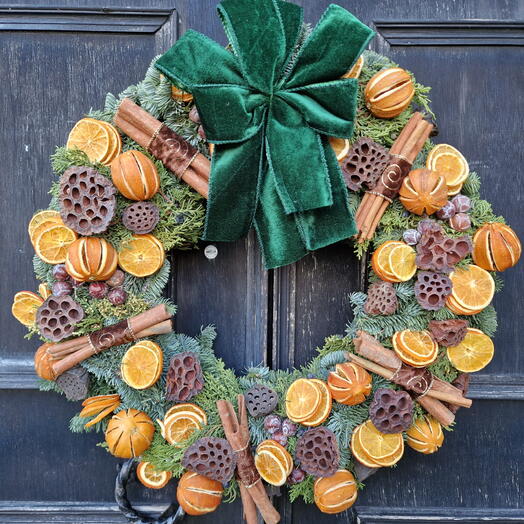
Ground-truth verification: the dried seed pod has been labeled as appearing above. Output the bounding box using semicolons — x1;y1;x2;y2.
447;373;470;414
182;437;236;483
369;388;413;434
59;166;116;235
295;427;339;477
166;352;204;402
364;68;415;119
55;365;90;401
65;237;118;282
414;271;452;311
428;319;468;347
473;222;521;272
36;295;84;342
399;169;448;216
122;201;160;234
364;281;398;315
340;137;390;191
245;384;278;417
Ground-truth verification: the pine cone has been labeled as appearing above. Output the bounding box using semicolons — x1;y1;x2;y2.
166;352;204;402
414;271;452;311
364;281;398;315
295;427;339;477
341;137;390;191
59;166;116;236
369;388;413;434
245;384;278;417
428;319;469;347
182;437;236;483
56;366;90;401
416;220;471;273
122;201;160;234
36;296;85;342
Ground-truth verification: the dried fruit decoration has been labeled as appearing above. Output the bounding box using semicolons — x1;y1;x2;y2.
473;222;521;272
176;471;223;516
295;427;340;477
166;352;204;402
55;365;90;401
314;470;358;514
182;437;236;483
59;166;116;235
399;169;448;216
105;409;155;458
428;319;468;347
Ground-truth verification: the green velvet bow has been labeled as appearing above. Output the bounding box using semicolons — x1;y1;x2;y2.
156;0;374;269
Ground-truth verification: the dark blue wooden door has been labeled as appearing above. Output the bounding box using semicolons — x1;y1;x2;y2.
1;1;522;522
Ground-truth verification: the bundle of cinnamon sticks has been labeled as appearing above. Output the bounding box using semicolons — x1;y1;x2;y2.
355;112;433;242
350;331;471;427
114;98;210;198
47;305;173;378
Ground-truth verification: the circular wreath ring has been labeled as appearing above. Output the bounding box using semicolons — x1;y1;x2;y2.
13;16;521;524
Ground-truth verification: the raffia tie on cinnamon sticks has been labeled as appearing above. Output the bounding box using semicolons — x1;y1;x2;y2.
355;112;433;242
46;305;172;378
217;395;280;524
114;98;210;198
350;331;472;427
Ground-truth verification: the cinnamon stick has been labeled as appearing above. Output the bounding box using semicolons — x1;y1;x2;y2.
114;98;210;198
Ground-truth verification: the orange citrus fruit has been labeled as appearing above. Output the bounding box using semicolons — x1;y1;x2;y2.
406;416;444;454
28;210;62;239
342;55;364;79
118;234;165;277
120;340;163;390
257;440;293;475
350;425;382;468
314;469;358;514
67;118;112;164
137;461;172;489
38;283;52;300
447;328;494;373
31;218;66;247
285;378;321;422
11;291;44;326
329;137;350;161
447;181;463;196
302;379;333;427
447;264;495;314
255;444;289;486
426;144;469;189
371;240;404;282
159;413;202;446
388;243;417;281
165;403;207;424
357;420;404;466
171;86;193;102
392;329;438;367
84;118;122;165
34;224;77;264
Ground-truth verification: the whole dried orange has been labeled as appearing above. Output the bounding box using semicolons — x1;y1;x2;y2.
392;329;438;367
447;264;495;314
371;240;404;282
255;443;290;486
285;378;321;422
388;243;417;282
137;461;172;489
426;144;469;189
329;137;350;161
67;118;112;164
34;224;78;264
11;291;44;326
121;340;163;390
447;328;494;373
118;234;165;277
302;379;332;427
406;415;444;454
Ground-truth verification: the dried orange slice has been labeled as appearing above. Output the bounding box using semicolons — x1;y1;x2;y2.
255;445;289;486
371;240;404;282
118;234;165;277
388;243;417;282
137;461;172;489
350;424;381;468
11;291;44;326
257;440;293;476
165;403;207;424
67;118;112;164
426;144;469;188
357;420;404;466
447;328;494;373
285;378;321;422
159;413;202;446
84;118;122;165
447;181;463;196
38;283;52;300
121;340;163;390
31;217;66;247
392;329;438;367
448;264;495;313
34;224;77;264
329;137;350;161
171;86;194;102
302;379;332;427
342;55;364;79
445;293;482;316
28;210;62;239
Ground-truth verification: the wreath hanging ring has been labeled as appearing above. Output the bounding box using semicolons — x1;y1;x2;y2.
12;1;521;522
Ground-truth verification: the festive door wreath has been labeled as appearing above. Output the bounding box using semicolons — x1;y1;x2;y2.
12;1;521;522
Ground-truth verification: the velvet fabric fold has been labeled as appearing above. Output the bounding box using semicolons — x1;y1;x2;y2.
156;0;374;269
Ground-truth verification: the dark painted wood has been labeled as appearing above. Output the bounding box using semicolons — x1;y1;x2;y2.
1;0;523;522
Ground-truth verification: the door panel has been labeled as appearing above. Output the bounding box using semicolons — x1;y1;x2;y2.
1;1;522;522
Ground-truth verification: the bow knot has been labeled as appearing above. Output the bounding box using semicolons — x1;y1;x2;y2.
157;0;374;268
